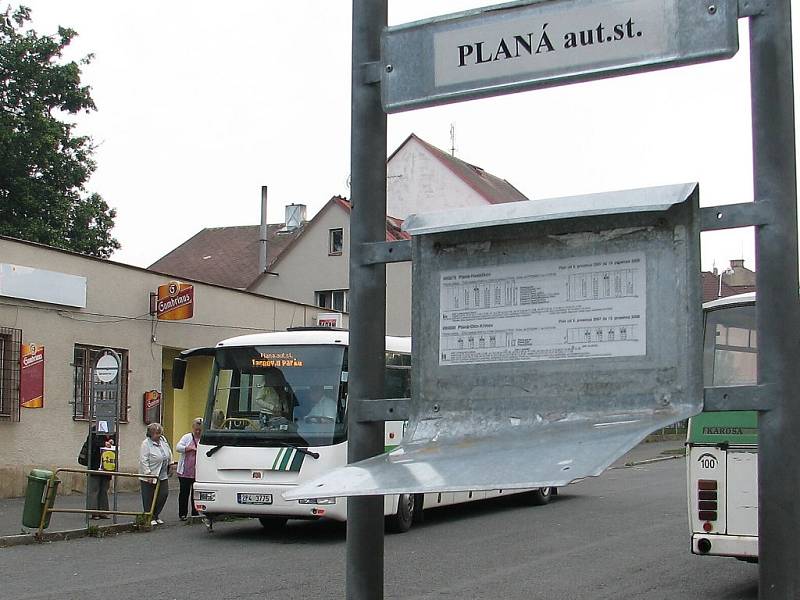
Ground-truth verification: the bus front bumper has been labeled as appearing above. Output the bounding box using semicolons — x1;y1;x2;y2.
193;482;347;521
692;533;758;559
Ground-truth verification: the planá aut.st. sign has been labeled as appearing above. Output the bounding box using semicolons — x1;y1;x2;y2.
382;0;738;112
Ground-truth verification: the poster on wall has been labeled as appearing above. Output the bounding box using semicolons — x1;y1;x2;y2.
20;343;44;408
156;281;194;321
143;390;162;425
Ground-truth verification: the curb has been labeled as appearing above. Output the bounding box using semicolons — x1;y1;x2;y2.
615;454;684;469
0;516;205;548
0;522;150;548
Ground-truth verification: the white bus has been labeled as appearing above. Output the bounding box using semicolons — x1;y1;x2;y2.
687;292;758;561
177;328;554;533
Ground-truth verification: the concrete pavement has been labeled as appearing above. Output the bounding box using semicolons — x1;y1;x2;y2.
0;447;753;600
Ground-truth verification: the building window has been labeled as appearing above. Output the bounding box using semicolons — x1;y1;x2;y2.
329;228;344;255
315;289;348;312
0;327;22;422
72;344;130;422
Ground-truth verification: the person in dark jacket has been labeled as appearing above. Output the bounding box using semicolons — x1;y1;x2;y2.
83;428;115;519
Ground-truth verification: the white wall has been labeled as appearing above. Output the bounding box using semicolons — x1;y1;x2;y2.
256;204;350;309
252;203;412;337
387;137;487;220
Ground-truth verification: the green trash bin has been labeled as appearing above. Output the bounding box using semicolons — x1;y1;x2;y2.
22;469;60;529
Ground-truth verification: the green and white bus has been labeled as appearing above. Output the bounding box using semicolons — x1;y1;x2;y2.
687;292;758;562
176;328;555;533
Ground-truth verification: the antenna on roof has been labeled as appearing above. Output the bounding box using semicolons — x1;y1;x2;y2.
450;123;456;157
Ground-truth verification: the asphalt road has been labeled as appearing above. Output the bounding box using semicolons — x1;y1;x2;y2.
0;458;757;600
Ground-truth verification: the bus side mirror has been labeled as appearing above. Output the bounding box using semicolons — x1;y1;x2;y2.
172;358;188;389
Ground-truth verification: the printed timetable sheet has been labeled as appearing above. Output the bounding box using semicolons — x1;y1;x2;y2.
438;251;646;365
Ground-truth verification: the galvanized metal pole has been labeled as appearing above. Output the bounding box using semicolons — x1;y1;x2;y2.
347;1;387;599
749;2;800;597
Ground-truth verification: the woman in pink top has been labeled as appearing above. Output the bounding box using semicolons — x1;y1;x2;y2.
176;417;203;520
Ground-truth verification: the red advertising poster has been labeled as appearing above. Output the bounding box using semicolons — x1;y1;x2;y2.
143;390;162;425
20;343;44;409
157;281;194;321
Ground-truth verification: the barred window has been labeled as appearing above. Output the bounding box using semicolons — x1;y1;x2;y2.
72;344;129;422
0;327;22;422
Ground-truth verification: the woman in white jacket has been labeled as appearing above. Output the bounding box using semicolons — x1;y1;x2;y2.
139;422;172;526
175;417;203;520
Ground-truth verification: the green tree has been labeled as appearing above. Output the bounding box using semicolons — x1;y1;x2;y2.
0;5;119;257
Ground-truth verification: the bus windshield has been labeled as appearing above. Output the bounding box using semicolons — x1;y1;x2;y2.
202;345;347;448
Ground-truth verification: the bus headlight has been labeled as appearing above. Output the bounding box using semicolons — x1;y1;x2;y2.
195;491;216;502
298;497;336;505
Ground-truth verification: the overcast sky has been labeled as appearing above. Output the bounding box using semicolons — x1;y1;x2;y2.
17;1;800;272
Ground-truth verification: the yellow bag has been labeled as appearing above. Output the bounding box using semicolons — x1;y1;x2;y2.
100;447;117;472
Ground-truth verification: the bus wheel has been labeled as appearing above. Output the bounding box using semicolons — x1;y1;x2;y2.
259;516;288;531
411;494;425;525
386;494;415;533
522;487;552;506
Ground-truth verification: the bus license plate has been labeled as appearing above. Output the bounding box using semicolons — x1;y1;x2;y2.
237;493;273;505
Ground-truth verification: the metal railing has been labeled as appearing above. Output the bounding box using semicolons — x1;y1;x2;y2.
37;468;160;537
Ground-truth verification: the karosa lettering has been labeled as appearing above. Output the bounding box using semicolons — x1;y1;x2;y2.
456;18;642;67
703;427;744;435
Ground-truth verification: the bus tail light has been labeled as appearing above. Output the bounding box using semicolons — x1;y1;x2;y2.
698;479;718;524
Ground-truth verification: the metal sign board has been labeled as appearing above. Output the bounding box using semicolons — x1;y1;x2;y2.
94;353;120;383
286;183;702;499
381;0;738;112
156;281;195;321
91;350;121;433
93;396;118;421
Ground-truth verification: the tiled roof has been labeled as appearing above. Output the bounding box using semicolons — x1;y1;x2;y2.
152;196;409;291
332;197;410;241
702;271;740;303
394;134;529;205
148;223;304;289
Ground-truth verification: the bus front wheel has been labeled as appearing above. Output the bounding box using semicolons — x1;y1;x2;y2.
522;487;553;506
386;494;415;533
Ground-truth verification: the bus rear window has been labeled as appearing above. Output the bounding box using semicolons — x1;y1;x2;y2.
703;304;757;386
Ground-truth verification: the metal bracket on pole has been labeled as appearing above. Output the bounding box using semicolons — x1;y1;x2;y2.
362;61;382;85
352;397;411;422
360;240;412;265
699;201;775;231
703;384;775;412
738;0;768;18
